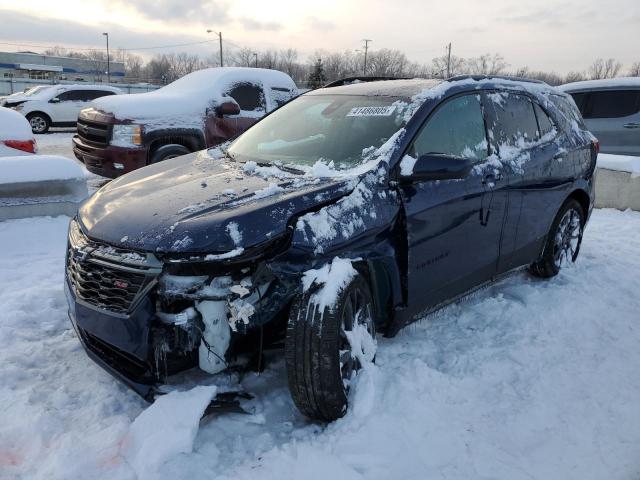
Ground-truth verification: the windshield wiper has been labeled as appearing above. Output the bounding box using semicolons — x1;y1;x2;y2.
258;162;305;175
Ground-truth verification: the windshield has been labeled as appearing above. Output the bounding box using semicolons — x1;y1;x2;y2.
227;94;409;169
23;86;48;97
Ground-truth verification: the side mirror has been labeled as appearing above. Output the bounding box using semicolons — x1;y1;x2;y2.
215;101;240;117
50;97;60;103
401;153;473;182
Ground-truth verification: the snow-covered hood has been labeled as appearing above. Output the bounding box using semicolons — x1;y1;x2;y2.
91;90;211;124
78;151;357;255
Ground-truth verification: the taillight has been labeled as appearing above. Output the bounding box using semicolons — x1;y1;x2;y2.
592;139;600;155
3;139;37;153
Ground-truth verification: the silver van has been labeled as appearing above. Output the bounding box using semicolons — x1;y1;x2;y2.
560;78;640;156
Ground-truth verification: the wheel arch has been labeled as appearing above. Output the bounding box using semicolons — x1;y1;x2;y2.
147;131;206;159
567;188;590;217
26;110;52;123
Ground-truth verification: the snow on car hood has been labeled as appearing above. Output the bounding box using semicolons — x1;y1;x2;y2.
78;150;358;255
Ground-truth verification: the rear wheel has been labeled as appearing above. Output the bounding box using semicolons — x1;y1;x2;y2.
150;144;190;164
530;199;585;278
285;272;376;421
27;113;50;134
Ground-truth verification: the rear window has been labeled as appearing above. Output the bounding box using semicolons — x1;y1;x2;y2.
488;92;540;147
581;90;640;119
226;82;265;112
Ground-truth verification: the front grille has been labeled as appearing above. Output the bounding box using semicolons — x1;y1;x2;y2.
67;249;149;313
77;118;111;147
66;221;162;314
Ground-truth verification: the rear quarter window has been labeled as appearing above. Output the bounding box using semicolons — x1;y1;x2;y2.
533;102;555;137
549;94;586;130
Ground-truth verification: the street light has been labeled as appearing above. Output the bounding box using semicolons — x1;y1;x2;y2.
253;52;258;68
102;32;110;83
206;29;223;67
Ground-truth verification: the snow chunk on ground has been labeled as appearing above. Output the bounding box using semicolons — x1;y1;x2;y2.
597;153;640;175
302;257;357;312
122;386;217;478
0;155;85;184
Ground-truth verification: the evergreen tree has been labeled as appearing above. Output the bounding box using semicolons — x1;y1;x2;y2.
307;58;326;89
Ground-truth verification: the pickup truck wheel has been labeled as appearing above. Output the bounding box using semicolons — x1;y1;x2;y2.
27;113;50;134
150;144;190;164
286;272;376;421
530;199;585;278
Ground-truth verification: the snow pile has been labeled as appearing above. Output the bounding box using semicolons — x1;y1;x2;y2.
399;155;417;176
301;257;357;312
0;155;85;184
122;386;217;478
0;106;33;142
597;153;640;175
1;211;640;478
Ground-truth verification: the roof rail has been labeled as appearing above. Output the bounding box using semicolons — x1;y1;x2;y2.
322;76;411;88
446;74;546;85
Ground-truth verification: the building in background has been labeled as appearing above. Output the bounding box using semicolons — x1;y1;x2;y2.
0;51;125;82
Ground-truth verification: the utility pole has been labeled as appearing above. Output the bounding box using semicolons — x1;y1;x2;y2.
207;29;223;67
253;52;258;68
446;42;452;78
362;39;372;75
102;32;110;83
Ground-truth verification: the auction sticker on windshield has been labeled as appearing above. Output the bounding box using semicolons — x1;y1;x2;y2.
346;106;396;117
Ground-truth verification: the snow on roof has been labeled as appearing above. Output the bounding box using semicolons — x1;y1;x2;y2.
0;155;85;184
92;67;295;123
559;77;640;92
0;106;33;141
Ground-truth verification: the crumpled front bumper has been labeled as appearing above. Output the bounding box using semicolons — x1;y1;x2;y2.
65;279;158;400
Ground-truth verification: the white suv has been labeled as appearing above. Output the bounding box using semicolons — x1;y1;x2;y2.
6;84;122;133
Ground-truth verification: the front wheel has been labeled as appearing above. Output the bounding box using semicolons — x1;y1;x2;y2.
285;271;376;421
149;144;190;164
27;113;50;134
530;199;585;278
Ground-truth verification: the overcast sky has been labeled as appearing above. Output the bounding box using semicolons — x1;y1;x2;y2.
0;0;638;74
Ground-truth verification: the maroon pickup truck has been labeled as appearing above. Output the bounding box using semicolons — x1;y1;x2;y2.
73;67;298;178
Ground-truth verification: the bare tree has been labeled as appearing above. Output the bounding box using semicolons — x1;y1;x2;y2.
232;47;256;67
629;61;640;77
564;71;586;83
124;52;144;81
430;54;465;78
466;53;508;76
587;58;622;79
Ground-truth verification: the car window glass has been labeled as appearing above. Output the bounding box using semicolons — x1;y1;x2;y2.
226;82;266;112
569;92;588;116
489;92;539;146
56;91;76;101
271;87;293;108
412;94;488;161
585;90;640;119
533;102;555;137
549;94;587;129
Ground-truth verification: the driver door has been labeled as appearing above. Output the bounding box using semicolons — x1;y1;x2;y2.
397;93;508;317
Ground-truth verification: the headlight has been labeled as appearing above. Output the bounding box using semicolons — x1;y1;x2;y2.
68;218;89;248
111;124;142;147
11;104;23;111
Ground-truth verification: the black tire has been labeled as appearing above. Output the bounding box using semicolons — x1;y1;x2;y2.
286;271;376;421
530;198;585;278
149;144;190;164
27;112;50;134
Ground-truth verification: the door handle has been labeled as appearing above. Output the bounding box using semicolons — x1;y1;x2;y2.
623;123;640;129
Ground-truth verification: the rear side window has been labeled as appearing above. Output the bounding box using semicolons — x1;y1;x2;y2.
549;94;586;129
489;92;539;146
583;90;640;119
412;94;488;161
533;103;555;137
226;82;265;112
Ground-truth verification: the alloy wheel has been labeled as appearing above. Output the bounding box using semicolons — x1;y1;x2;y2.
552;207;582;269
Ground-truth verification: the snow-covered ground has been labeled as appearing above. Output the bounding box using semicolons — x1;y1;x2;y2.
1;209;639;480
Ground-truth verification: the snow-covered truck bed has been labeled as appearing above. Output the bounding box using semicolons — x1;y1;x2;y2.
1;208;639;479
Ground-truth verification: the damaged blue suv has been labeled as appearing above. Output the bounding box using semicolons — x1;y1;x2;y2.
65;76;597;420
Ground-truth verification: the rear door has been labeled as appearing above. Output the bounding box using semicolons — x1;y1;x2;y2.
398;93;508;316
205;82;266;146
485;91;571;272
574;89;640;156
